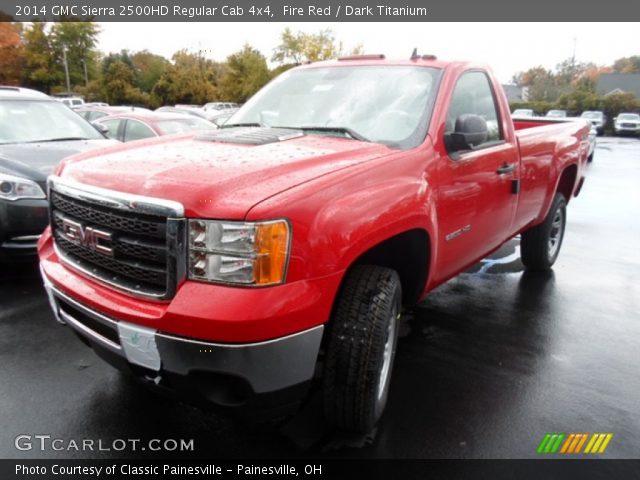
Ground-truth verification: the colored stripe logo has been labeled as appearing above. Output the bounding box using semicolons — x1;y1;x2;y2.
537;433;613;454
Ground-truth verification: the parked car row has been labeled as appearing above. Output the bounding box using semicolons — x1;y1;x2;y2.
54;92;239;127
512;107;639;137
159;103;240;124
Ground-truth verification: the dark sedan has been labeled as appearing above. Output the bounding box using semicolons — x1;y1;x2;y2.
0;86;118;259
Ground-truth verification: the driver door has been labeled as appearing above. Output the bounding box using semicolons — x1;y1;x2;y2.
434;70;519;282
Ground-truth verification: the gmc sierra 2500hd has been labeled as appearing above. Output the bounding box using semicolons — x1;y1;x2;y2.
39;55;590;433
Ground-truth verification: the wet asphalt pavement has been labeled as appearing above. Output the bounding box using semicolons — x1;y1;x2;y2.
1;137;639;460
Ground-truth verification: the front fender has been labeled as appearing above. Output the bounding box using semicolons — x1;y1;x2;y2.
245;146;438;284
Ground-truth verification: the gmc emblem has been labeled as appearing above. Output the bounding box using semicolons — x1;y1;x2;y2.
60;217;113;257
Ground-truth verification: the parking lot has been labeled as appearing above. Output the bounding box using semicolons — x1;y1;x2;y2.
1;136;639;459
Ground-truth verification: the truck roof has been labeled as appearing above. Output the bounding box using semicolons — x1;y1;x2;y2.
295;56;473;71
0;86;51;100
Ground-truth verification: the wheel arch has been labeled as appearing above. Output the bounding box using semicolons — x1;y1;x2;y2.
346;228;432;306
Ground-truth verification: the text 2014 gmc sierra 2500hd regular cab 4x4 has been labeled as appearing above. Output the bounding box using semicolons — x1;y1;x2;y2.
38;55;589;433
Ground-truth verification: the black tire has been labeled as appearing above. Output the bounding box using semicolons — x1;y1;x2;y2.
322;265;402;433
587;151;594;163
521;193;567;271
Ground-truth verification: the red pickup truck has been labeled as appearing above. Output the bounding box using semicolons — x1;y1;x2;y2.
39;56;590;433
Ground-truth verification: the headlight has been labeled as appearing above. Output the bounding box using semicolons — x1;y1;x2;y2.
188;219;290;286
0;173;46;201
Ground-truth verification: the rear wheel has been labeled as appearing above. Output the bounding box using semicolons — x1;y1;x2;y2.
322;265;402;433
520;193;567;271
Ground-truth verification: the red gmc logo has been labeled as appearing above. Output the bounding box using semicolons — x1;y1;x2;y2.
60;217;113;257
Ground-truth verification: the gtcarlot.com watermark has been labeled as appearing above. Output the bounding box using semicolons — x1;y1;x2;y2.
15;434;194;452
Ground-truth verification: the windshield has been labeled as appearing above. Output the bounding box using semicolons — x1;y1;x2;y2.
546;110;566;117
227;66;441;149
156;117;216;135
618;114;640;121
581;111;602;119
0;100;104;144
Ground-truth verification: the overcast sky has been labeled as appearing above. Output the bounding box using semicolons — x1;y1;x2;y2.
97;22;640;83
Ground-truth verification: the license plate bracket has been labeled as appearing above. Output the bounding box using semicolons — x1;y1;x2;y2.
117;322;161;371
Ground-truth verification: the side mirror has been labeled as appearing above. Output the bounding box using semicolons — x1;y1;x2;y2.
445;114;488;154
212;117;226;127
92;122;109;136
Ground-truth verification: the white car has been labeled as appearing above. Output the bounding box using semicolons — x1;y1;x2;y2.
56;96;85;107
512;108;534;117
546;109;567;118
581;111;606;135
614;113;640;136
203;102;239;112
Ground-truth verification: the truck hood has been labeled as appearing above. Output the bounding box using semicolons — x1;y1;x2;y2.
0;139;118;186
61;131;392;219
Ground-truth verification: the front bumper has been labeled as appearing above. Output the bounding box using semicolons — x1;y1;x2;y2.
0;198;48;257
615;125;640;134
39;229;342;342
42;271;324;415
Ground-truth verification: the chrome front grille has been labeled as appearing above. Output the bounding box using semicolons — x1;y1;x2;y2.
48;176;186;300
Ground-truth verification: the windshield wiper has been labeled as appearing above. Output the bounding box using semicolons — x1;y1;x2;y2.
26;137;92;143
220;123;264;129
276;126;370;142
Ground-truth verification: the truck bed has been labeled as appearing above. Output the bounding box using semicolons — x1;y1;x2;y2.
511;117;590;233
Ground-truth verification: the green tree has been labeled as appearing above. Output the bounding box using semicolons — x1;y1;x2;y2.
272;28;362;64
102;50;136;81
21;22;58;92
151;50;220;106
132;51;169;93
219;45;271;103
602;92;640;121
556;89;603;115
102;60;147;105
49;21;100;91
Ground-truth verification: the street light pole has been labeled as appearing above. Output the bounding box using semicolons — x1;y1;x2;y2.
62;46;71;93
81;58;89;87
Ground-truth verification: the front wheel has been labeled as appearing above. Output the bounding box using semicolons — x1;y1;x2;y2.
322;265;402;433
520;193;567;271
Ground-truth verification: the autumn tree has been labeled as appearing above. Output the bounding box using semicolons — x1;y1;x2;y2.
272;28;362;64
512;58;599;102
0;22;23;85
612;56;640;74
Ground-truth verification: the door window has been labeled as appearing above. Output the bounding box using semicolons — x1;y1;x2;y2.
446;71;502;145
99;119;122;140
123;120;156;142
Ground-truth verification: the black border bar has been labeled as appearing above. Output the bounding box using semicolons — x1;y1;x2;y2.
3;0;640;21
3;459;640;480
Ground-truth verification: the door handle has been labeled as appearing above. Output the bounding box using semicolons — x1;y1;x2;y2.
496;163;516;175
